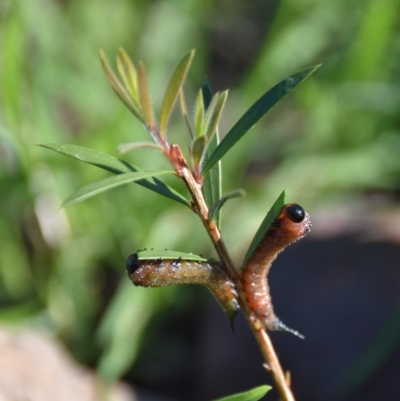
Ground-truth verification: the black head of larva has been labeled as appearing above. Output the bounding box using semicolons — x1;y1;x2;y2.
285;204;305;223
126;253;141;275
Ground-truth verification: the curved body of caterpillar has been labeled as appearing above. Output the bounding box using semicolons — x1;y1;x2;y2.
240;203;311;338
126;254;239;328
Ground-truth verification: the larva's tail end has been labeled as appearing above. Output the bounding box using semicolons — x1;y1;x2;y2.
227;310;238;334
277;321;305;340
267;318;305;339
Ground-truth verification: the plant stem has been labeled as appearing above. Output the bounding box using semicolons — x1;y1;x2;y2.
170;145;296;401
257;330;295;401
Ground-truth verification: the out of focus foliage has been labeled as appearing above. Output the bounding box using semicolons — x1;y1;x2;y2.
1;0;400;384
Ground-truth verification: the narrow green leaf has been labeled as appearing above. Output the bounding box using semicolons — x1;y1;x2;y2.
62;170;174;208
117;48;140;108
137;61;155;128
179;88;194;139
201;80;213;109
160;49;195;137
202;65;321;176
118;142;164;154
204;90;228;142
202;91;219;137
39;143;190;207
208;189;245;224
190;135;207;168
210;385;271;401
242;190;287;266
201;81;222;227
99;50;143;122
194;89;205;137
136;249;207;262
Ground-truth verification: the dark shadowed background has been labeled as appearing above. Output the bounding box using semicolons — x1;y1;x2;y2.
1;0;400;400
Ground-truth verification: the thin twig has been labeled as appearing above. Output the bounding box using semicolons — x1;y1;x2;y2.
169;144;296;401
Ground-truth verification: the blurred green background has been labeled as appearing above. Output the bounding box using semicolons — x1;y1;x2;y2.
1;0;400;400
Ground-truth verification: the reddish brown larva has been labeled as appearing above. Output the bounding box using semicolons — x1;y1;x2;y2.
240;203;311;338
126;255;239;326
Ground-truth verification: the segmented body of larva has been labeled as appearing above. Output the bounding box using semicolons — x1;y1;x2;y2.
126;254;239;326
240;203;311;338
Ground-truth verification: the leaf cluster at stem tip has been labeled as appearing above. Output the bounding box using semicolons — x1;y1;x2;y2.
41;49;319;262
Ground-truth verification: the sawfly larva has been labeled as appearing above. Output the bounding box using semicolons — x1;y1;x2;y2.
126;250;239;328
240;203;311;339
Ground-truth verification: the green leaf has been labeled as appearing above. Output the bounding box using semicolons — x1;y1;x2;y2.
204;90;228;142
179;88;194;139
194;89;205;137
160;49;195;137
138;61;155;130
99;50;143;122
62;170;175;208
200;81;222;228
116;48;139;108
210;385;271;401
208;189;245;224
191;135;207;169
39;144;190;207
202;65;321;176
201;80;213;110
242;190;287;266
136;249;207;262
118;142;164;154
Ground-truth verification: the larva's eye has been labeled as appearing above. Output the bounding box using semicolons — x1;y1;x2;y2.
126;253;140;275
285;203;305;223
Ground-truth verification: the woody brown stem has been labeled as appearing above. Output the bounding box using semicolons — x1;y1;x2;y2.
169;144;296;401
